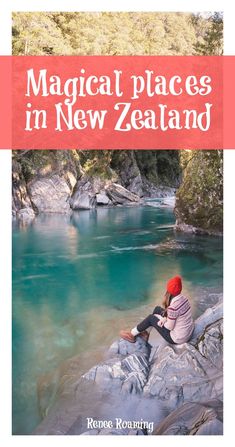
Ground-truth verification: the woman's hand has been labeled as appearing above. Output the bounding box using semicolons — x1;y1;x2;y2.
154;314;167;327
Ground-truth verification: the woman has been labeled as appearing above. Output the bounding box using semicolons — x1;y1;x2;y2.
120;276;194;345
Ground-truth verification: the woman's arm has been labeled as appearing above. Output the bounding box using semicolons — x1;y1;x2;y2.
163;305;177;330
164;317;176;330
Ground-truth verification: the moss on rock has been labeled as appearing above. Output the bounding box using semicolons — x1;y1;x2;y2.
175;150;223;234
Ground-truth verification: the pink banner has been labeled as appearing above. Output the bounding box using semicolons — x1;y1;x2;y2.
1;55;232;149
0;57;12;148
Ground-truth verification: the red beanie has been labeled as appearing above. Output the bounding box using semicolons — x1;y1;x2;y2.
167;276;182;296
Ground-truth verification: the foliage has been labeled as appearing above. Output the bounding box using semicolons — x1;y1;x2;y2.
134;150;181;186
12;12;222;56
175;150;223;232
192;12;223;55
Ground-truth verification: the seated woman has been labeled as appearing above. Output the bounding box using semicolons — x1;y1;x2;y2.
120;276;194;345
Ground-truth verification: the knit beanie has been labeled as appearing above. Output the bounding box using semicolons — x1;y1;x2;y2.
167;276;182;296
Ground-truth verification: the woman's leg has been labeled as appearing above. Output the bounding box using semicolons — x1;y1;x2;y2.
136;314;159;333
136;305;165;333
155;325;176;344
120;305;175;344
136;313;175;344
152;305;165;316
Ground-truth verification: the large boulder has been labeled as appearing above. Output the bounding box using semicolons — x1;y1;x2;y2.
13;150;80;215
96;193;110;205
70;176;103;210
153;400;223;435
70;175;141;209
106;183;141;205
28;175;72;213
145;318;223;413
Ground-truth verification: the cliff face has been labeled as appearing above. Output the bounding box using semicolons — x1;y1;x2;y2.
12;150;181;219
12;149;223;236
174;150;223;235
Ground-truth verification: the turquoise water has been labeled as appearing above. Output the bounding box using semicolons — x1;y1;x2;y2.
12;205;223;434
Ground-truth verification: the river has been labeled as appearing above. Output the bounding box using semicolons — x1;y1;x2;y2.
12;204;223;434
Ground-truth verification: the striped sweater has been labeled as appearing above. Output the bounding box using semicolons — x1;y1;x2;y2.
165;294;194;343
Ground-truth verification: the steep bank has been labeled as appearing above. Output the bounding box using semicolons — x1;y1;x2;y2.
12;150;180;219
34;299;223;435
174;150;223;235
12;150;223;236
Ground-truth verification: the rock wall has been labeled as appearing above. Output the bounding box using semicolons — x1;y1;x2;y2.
12;150;81;217
12;150;180;219
12;159;35;222
12;150;223;236
174;150;223;235
34;300;223;436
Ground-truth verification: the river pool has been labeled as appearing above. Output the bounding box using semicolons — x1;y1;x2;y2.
12;204;223;434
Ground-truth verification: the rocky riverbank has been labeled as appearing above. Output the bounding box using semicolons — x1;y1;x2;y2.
34;298;223;436
12;150;177;222
12;150;223;236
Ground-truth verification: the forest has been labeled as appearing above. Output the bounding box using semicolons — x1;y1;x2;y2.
12;11;223;56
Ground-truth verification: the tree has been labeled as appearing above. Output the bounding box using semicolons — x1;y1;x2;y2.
193;12;223;55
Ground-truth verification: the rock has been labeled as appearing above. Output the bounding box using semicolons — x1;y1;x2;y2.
108;335;151;358
110;151;144;197
190;297;223;341
128;175;143;197
142;178;176;198
82;429;99;435
83;346;150;394
71;192;96;210
71;177;141;209
144;317;223;412
34;300;223;436
195;319;223;370
28;175;72;213
96;193;110;205
134;150;181;190
37;349;105;419
144;195;176;209
174;222;199;234
12;150;184;216
12;159;34;216
153;400;223;435
13;150;80;216
195;418;223;435
161;196;176;207
80;427;145;435
70;176;99;210
17;207;35;222
175;222;222;236
106;183;141;205
175;151;223;234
